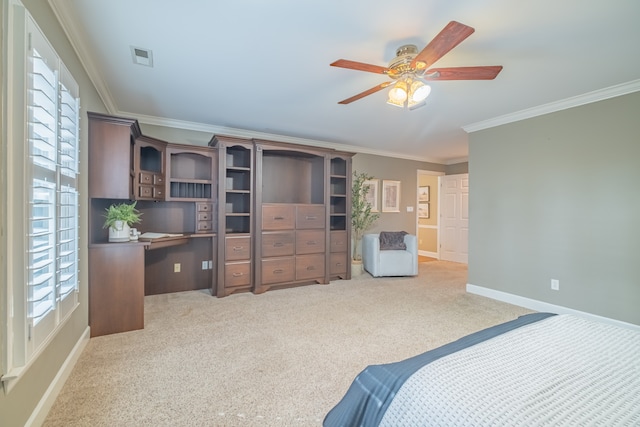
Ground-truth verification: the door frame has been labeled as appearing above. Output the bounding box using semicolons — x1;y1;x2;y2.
416;170;444;259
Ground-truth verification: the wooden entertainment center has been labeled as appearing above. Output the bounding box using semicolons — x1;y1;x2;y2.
88;112;353;336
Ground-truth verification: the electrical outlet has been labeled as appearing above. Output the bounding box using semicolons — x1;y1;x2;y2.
174;263;181;273
407;206;414;212
551;279;559;291
202;261;208;270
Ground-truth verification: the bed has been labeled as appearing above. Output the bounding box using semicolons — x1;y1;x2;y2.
324;313;640;426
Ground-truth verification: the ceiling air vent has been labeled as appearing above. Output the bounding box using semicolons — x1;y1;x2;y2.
131;46;153;67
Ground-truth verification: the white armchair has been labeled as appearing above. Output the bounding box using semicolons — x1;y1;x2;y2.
362;233;418;277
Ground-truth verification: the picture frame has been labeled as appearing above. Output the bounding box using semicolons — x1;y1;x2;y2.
382;180;401;212
418;185;430;202
363;179;379;212
418;202;430;219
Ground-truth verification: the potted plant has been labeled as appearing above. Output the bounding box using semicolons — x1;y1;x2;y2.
351;171;379;275
103;201;142;242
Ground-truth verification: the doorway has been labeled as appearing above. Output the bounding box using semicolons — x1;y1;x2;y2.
416;170;443;259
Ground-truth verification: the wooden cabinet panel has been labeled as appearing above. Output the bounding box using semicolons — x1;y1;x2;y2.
330;230;348;253
88;113;138;199
261;258;295;284
225;262;251;287
296;230;325;254
296;205;325;229
225;236;251;261
262;231;295;257
296;254;325;281
330;253;348;275
89;244;144;337
262;204;295;230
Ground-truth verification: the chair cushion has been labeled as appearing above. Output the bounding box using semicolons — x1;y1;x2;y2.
379;231;408;250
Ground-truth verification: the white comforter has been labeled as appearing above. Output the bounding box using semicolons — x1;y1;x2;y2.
380;315;640;426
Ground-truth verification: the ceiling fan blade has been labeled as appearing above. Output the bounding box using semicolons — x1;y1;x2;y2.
338;82;392;104
411;21;475;71
330;59;389;75
423;66;503;80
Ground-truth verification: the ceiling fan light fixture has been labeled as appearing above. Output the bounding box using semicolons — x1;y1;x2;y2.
388;80;408;102
410;80;431;102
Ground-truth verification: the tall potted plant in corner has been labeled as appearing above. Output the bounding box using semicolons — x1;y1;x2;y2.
103;201;142;242
352;171;379;276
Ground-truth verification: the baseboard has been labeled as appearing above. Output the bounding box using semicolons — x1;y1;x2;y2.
26;326;91;427
466;283;640;331
418;250;438;258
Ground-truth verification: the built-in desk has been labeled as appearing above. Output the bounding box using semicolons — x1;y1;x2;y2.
88;233;216;337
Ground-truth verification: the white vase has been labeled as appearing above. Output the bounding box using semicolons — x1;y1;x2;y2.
108;220;130;242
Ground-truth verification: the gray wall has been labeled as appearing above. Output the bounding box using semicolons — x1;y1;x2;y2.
0;1;107;425
353;153;446;236
468;91;640;325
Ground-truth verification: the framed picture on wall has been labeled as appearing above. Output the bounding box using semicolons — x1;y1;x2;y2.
418;202;430;218
363;179;379;212
418;185;430;202
382;180;401;212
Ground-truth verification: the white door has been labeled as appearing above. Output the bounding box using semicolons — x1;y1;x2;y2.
440;174;468;264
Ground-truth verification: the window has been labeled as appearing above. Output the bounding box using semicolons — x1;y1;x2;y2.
3;1;80;385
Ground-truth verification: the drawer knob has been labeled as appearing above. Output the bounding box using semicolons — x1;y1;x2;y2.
307;241;317;245
232;272;244;277
273;269;284;274
305;216;317;220
233;246;244;251
273;242;284;247
307;266;315;271
274;216;284;220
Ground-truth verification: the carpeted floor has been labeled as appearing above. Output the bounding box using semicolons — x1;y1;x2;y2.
44;261;532;426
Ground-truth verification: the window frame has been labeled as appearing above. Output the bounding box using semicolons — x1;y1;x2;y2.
2;0;80;391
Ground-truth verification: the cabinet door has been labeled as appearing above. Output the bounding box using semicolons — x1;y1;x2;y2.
88;115;135;199
89;244;144;337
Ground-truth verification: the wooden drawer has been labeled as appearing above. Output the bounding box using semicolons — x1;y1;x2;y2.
197;221;213;232
138;185;152;198
197;211;212;221
225;236;251;261
296;205;325;229
197;203;212;212
261;257;295;285
139;171;154;185
296;254;325;281
262;204;295;230
224;262;251;288
153;187;164;198
295;230;325;254
262;232;295;257
330;252;348;275
330;231;348;253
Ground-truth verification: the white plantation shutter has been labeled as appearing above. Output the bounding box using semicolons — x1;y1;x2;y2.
24;14;79;356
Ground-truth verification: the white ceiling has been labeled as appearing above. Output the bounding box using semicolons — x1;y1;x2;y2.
49;0;640;164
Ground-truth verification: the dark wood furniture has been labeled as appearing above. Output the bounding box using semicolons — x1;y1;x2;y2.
88;112;217;337
88;112;353;336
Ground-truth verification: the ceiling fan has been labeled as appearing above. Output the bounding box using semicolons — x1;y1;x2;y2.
330;21;503;109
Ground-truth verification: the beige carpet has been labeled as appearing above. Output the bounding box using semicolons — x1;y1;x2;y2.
44;261;532;426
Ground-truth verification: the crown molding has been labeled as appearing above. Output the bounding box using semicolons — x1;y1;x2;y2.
48;0;118;113
463;79;640;133
120;110;454;165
